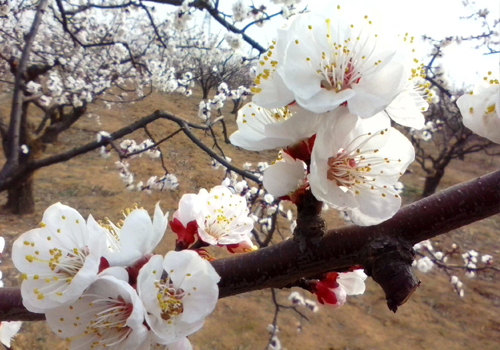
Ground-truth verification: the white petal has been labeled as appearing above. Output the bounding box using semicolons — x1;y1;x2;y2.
263;157;306;197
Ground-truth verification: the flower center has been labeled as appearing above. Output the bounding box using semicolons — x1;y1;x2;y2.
84;297;134;347
49;247;89;276
320;59;360;93
327;149;358;188
155;279;184;321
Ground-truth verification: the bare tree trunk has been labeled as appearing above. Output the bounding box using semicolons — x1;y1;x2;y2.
202;85;209;99
6;174;35;214
3;102;36;214
422;169;445;197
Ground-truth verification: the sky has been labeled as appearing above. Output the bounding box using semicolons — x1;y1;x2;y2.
204;0;500;89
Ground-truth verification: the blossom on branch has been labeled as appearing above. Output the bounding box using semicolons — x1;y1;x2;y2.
45;271;148;349
252;3;421;122
102;203;169;267
263;152;307;198
196;186;254;247
137;252;220;345
308;108;415;226
313;270;367;307
230;102;324;151
12;203;107;312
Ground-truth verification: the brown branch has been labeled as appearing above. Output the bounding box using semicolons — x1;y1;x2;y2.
2;168;500;321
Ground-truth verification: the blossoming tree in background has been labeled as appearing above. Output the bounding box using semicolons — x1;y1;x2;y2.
402;1;500;197
0;0;499;349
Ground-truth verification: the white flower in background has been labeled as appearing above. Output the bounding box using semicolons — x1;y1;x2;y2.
196;186;254;246
232;0;249;21
263;152;306;197
481;254;493;264
457;75;500;144
288;291;305;306
263;193;275;204
0;321;22;348
266;324;280;334
212;156;231;170
12;203;107;312
230;102;324;151
103;203;169;266
309;107;415;226
0;3;10;16
137;252;220;344
304;299;319;312
26;81;42;94
416;256;434;273
45;272;148;349
96;131;110;142
224;32;243;51
0;236;4;259
258;162;269;172
413;239;433;252
233;180;248;194
20;144;29;154
267;335;282;350
256;4;417;118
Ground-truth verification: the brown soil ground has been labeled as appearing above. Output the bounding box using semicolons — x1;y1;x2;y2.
0;88;499;350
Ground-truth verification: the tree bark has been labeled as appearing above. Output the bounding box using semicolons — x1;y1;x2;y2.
422;169;445;197
5;173;35;214
2;102;36;214
2;167;499;321
202;84;209;99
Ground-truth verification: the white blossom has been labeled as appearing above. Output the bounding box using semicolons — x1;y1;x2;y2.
137;252;220;344
0;321;22;348
196;186;254;246
263;152;306;197
416;257;434;273
457;75;500;144
309;108;415;226
12;203;108;312
253;5;419;119
45;271;148;349
230;102;324;151
288;291;305;306
102;203;169;267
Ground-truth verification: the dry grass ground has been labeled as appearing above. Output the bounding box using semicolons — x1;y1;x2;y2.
0;88;499;350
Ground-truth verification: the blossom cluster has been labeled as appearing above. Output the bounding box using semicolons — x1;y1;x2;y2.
12;203;221;349
170;186;256;253
230;3;427;226
198;83;251;122
413;239;495;297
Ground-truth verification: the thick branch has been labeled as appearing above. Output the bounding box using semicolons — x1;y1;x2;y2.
214;168;500;298
1;169;500;321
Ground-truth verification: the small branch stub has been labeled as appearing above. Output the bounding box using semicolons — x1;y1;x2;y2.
361;237;421;312
293;189;326;251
